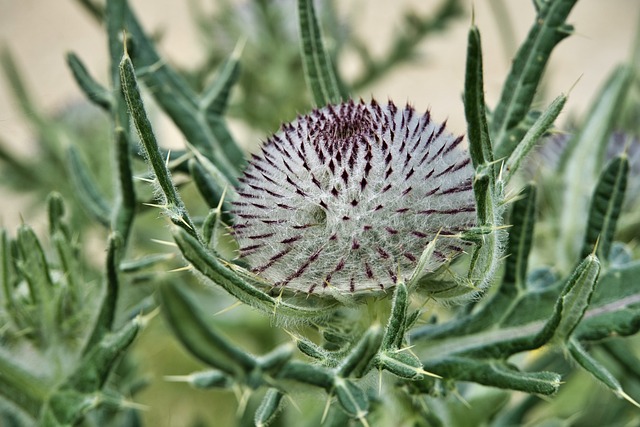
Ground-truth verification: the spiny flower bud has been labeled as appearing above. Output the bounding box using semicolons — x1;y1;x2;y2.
232;100;476;294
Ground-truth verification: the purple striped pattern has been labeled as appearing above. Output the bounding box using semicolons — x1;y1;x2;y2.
232;100;476;294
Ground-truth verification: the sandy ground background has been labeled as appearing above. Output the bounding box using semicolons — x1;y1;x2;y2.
0;0;637;219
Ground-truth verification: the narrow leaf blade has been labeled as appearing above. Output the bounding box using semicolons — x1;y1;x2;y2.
67;146;111;228
255;388;285;427
119;54;199;237
158;281;257;376
568;338;640;408
464;25;493;172
503;184;537;291
492;0;578;159
422;357;561;395
332;378;369;421
552;254;601;342
171;227;337;319
503;94;567;183
297;0;343;106
66;52;112;110
581;155;629;260
557;66;632;270
82;233;121;355
119;2;244;179
336;325;383;378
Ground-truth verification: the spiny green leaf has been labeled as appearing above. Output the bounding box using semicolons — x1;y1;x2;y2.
568;338;640;408
551;254;600;342
188;158;233;225
66;52;112;110
492;0;577;159
581;155;629;260
117;1;244;180
472;253;599;354
575;260;640;341
418;256;640;362
414;255;596;357
462;26;505;299
67;146;111;228
602;340;640;381
503;94;567;183
422;357;561;395
1;229;22;330
378;351;425;380
65;316;140;393
278;360;333;389
119;253;174;273
172;370;232;389
557;65;632;270
16;225;56;345
486;253;600;353
464;25;493;172
297;0;344;106
503;184;537;292
42;389;99;426
336;325;383;378
83;233;122;355
119;53;199;237
159;281;257;377
255;388;285;427
171;226;338;320
382;282;409;350
0;350;48;418
412;185;538;341
332;377;369;420
258;344;295;376
200;50;241;116
112;126;136;245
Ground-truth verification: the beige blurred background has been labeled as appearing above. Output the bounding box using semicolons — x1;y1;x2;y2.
0;0;638;223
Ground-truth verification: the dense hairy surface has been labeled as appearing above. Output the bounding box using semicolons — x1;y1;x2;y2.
232;100;476;294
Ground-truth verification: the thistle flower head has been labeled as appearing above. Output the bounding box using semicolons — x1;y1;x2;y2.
232;100;476;294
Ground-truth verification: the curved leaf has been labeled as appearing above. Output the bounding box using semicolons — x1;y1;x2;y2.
581;155;629;260
492;0;578;159
171;227;338;320
159;281;257;376
297;0;344;106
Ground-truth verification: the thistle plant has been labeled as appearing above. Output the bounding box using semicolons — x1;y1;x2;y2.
1;0;639;426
